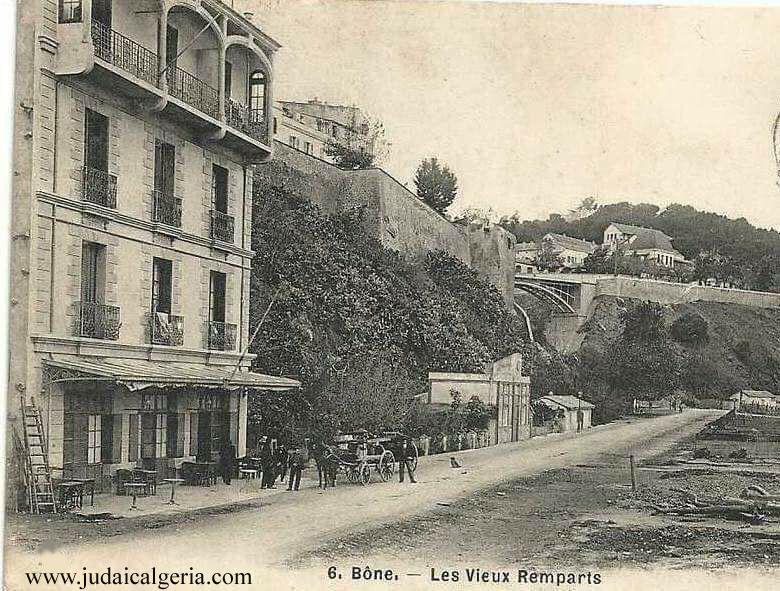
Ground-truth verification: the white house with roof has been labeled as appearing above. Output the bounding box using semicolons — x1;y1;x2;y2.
727;390;779;411
540;233;597;269
603;223;685;268
538;394;595;432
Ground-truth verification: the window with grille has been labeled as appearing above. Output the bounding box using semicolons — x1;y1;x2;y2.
249;71;265;119
224;62;233;101
81;242;105;304
211;165;229;214
151;258;173;315
154;140;176;196
209;271;227;323
59;0;82;23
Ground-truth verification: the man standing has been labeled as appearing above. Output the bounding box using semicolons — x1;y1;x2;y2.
218;440;236;485
259;437;276;489
275;443;288;484
287;443;308;492
398;438;417;484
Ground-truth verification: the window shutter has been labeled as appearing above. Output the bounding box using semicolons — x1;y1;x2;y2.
128;414;139;462
189;412;198;457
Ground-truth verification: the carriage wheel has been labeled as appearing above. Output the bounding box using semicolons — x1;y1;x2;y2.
409;442;419;471
346;465;358;483
359;463;371;486
378;450;395;482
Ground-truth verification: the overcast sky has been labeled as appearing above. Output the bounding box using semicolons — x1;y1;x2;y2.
235;0;780;230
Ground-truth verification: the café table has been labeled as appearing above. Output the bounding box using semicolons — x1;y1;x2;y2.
163;478;185;505
132;469;157;495
124;482;147;511
55;481;84;510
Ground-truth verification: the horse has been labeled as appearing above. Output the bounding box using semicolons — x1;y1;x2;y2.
307;440;339;489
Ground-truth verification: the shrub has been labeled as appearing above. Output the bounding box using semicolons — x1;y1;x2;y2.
671;312;709;346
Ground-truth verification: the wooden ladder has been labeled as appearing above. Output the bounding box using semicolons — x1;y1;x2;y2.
19;398;57;514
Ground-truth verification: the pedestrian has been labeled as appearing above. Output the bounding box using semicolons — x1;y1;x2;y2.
287;444;308;491
259;437;276;489
218;440;236;485
275;443;288;484
398;438;417;484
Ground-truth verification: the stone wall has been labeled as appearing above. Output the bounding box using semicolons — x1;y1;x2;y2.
254;142;516;304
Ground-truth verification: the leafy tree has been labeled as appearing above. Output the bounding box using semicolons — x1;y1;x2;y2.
535;241;563;272
583;245;611;274
463;395;495;431
670;312;709;346
324;114;387;170
414;157;458;214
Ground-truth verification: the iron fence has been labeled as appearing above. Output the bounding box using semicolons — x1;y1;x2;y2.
91;21;159;87
168;66;220;119
210;209;235;243
207;321;237;351
81;166;117;208
152;190;182;228
76;302;121;340
150;313;185;346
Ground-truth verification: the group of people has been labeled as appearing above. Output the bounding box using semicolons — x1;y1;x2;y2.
216;434;419;490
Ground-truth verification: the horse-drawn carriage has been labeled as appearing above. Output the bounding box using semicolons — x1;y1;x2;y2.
324;430;418;486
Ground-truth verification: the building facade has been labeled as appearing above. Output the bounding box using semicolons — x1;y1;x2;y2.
603;222;685;268
9;0;298;498
427;353;531;445
272;99;376;163
540;233;597;269
538;395;594;432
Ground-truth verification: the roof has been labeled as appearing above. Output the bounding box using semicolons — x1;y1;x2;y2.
539;395;595;410
608;223;676;252
730;390;777;400
543;233;597;254
43;357;300;392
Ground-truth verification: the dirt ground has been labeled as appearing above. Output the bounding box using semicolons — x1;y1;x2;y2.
291;442;780;572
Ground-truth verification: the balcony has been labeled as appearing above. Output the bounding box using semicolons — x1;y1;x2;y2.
152;190;182;228
207;321;237;351
91;21;159;88
167;66;220;121
82;166;117;208
210;210;235;243
76;302;121;340
226;100;268;143
150;313;184;347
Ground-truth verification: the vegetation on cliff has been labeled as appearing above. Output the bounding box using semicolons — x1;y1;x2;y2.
247;187;530;441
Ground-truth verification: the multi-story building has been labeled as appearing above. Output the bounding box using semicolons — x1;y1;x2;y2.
272;99;376;163
603;222;685;268
8;0;299;498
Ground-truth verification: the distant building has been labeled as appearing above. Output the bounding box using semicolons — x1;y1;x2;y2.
540;233;597;269
538;395;595;432
603;223;685;268
727;390;780;412
273;99;376;163
428;353;531;445
515;242;539;273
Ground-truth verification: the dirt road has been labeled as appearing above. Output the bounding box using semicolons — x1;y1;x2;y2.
6;411;727;590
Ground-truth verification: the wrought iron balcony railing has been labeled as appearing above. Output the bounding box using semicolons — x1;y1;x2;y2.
210;209;235;243
76;301;121;340
168;65;220;120
82;166;117;208
207;321;237;351
91;21;159;87
152;190;182;228
226;100;268;143
150;312;184;347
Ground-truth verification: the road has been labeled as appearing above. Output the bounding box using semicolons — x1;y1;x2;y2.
6;411;722;590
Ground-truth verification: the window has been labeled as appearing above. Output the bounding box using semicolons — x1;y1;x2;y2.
289;135;299;149
224;61;233;101
86;415;102;464
249;71;265;121
165;25;179;89
151;258;172;315
81;242;105;304
59;0;82;24
140;392;168;460
154;140;175;196
209;271;227;323
273;117;278;134
211;164;229;214
304;141;312;155
84;109;109;173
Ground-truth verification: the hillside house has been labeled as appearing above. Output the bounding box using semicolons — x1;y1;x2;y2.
540;233;597;269
427;353;531;445
538;395;594;432
515;242;539;273
603;223;685;268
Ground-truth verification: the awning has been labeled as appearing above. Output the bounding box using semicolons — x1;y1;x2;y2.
43;356;300;392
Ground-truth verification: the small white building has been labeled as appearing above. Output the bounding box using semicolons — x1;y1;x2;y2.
538;395;594;432
540;233;597;269
727;390;780;411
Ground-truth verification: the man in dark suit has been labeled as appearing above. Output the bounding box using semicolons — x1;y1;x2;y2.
398;438;417;484
286;444;308;491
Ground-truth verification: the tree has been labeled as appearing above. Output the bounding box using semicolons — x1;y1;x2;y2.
414;157;458;214
535;241;563;272
670;312;709;346
325;113;387;170
583;246;611;274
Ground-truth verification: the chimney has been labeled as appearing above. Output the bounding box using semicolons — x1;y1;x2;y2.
243;11;254;21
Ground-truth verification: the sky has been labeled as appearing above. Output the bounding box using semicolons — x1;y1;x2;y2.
232;0;780;230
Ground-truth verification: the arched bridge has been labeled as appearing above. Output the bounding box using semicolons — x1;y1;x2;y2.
514;278;578;314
